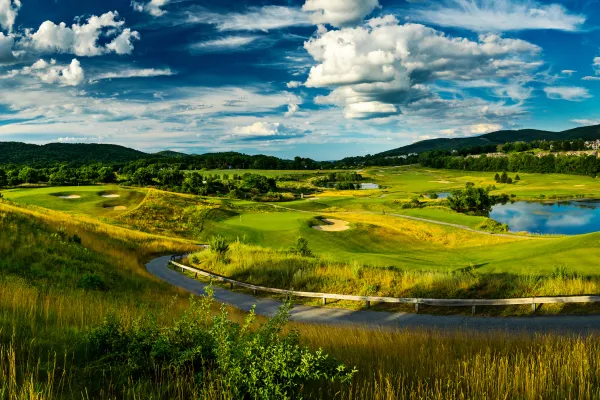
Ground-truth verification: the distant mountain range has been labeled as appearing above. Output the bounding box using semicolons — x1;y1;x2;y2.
2;124;600;165
375;124;600;157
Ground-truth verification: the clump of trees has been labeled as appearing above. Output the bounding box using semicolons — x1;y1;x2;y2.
447;183;494;216
494;172;519;184
313;172;363;190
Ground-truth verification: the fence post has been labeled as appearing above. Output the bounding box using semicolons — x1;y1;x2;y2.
253;289;257;295
532;298;536;313
415;300;420;313
365;300;370;309
229;282;233;290
472;305;476;316
323;297;327;305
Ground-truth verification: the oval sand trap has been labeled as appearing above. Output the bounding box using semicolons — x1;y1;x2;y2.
57;195;81;199
312;219;350;232
104;206;127;211
101;194;121;198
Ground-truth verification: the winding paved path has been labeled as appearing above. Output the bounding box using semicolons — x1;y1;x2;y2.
148;255;600;334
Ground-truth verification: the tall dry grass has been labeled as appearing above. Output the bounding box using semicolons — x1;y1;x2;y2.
190;242;600;314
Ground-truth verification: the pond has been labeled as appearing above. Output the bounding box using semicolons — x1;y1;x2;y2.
427;192;450;199
490;199;600;235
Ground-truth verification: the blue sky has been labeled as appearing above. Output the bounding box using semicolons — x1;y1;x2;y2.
1;0;600;159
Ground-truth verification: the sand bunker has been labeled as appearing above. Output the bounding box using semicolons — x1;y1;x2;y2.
101;194;121;198
312;219;350;232
57;195;81;199
429;180;451;184
104;206;127;211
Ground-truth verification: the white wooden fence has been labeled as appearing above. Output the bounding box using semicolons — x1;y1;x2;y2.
169;260;600;314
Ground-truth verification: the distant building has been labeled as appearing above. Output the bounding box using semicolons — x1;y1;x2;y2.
585;140;600;150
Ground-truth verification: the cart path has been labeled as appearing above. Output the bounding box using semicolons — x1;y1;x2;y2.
147;255;600;333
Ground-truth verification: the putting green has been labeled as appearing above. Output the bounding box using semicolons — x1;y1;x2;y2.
2;186;146;217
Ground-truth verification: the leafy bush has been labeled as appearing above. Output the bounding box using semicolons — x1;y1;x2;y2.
85;294;355;397
78;273;107;291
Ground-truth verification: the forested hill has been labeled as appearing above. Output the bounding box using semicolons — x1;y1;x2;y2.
0;142;153;165
377;125;600;157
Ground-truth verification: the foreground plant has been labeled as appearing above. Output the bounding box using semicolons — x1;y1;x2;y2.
85;290;356;399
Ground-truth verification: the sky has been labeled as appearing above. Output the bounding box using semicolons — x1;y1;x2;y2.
2;0;600;160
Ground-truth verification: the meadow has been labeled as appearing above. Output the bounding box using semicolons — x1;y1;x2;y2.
2;200;600;398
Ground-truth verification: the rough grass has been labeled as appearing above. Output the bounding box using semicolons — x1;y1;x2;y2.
187;242;600;315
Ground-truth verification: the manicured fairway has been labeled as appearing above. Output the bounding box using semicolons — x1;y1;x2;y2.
2;185;147;217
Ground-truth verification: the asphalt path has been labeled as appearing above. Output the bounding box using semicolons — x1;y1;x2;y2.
147;255;600;334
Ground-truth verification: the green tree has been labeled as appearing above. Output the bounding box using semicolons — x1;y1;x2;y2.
289;237;313;257
18;167;40;184
500;171;508;183
98;167;117;183
447;184;493;216
515;174;520;181
494;173;500;182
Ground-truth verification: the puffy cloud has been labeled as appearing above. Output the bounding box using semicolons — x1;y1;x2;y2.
91;68;174;82
544;86;591;101
4;58;85;86
302;0;380;27
470;123;502;134
132;0;170;17
0;0;20;32
414;0;585;32
24;11;139;57
287;81;303;88
304;16;541;118
38;59;85;86
189;36;260;52
233;121;284;136
561;70;576;76
285;102;299;117
191;6;310;32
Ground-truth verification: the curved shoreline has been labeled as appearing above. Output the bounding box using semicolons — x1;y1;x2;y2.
147;255;600;333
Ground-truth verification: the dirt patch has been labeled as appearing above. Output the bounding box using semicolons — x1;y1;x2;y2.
429;180;451;184
104;206;127;211
312;219;350;232
101;194;121;198
57;195;81;199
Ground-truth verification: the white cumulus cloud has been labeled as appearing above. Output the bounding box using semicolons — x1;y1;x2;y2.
544;86;591;101
24;11;140;57
414;0;585;32
233;121;284;136
0;0;20;32
304;15;541;118
302;0;380;27
132;0;170;17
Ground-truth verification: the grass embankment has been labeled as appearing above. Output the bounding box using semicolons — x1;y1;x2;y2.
3;202;600;398
186;241;600;315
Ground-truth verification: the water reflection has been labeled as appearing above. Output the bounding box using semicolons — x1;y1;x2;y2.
490;200;600;235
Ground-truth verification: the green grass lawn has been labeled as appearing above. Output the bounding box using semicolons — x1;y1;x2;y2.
2;185;147;217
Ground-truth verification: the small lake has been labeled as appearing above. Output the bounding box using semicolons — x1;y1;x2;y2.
427;192;450;199
490;200;600;235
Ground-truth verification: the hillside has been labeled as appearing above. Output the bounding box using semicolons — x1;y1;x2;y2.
378;125;600;156
0;142;151;165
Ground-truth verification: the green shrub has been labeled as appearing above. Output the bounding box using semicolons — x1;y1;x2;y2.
85;294;355;397
78;273;107;291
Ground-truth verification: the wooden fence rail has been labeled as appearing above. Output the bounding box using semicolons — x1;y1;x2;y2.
169;260;600;314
